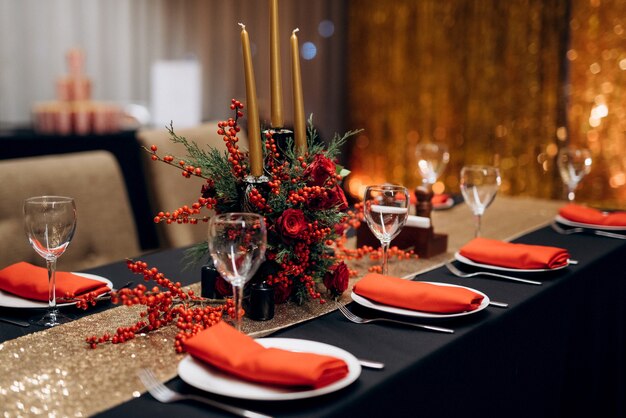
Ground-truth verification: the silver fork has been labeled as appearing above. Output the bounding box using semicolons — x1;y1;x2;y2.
445;262;542;286
551;221;626;240
137;368;272;418
337;304;455;334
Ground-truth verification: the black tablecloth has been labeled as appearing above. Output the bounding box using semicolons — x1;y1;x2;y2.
1;128;159;250
1;226;624;418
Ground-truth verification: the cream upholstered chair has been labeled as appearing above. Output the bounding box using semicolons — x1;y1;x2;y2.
137;122;249;248
0;151;141;271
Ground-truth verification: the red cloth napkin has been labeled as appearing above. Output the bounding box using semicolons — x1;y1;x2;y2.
0;262;110;301
459;237;570;270
409;193;450;206
183;321;349;389
559;204;626;227
431;193;450;206
352;273;484;313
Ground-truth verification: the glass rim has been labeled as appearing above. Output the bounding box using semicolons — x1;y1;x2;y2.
210;212;265;224
415;142;449;151
365;184;407;191
24;196;75;203
461;164;500;172
558;146;591;154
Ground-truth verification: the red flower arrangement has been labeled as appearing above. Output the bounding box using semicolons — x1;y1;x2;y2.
147;100;361;304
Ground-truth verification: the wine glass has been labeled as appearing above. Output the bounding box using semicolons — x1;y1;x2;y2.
557;146;592;202
460;166;501;238
363;185;410;276
23;196;77;327
415;142;450;189
208;213;266;331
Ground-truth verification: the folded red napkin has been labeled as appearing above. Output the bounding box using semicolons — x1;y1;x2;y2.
459;237;570;270
432;193;451;206
0;262;110;301
352;273;484;313
410;193;450;206
183;321;349;389
559;204;626;227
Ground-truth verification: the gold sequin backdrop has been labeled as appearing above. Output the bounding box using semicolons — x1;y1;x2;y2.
346;0;626;209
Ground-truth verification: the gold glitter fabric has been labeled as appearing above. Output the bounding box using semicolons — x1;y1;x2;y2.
0;196;561;417
346;0;626;210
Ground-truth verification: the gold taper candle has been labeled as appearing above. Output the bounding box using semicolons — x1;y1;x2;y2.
290;28;307;155
240;23;263;177
269;0;284;128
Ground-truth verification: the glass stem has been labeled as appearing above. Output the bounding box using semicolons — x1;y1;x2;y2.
474;214;482;238
46;258;57;310
232;284;244;332
381;241;390;276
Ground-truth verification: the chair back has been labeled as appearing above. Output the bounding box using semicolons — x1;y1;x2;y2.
137;122;248;248
0;151;141;271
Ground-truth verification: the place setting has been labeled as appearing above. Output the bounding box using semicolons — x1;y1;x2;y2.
0;196;114;327
154;211;364;411
336;182;500;335
550;145;626;239
552;204;626;239
446;236;576;287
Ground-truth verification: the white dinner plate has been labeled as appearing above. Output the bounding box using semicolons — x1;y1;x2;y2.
454;252;570;273
555;214;626;231
0;273;113;309
350;281;490;319
177;338;361;401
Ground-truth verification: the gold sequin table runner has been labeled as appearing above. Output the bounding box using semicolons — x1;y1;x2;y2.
0;196;562;417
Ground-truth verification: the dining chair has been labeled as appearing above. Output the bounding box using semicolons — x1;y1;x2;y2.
0;150;141;271
137;122;249;248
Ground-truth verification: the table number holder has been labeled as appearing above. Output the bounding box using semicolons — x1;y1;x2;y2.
356;186;448;258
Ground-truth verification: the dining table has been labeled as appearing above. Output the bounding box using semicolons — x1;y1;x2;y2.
1;196;624;418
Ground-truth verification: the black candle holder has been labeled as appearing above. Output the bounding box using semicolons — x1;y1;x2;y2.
243;174;269;212
200;261;218;299
264;128;294;158
247;281;275;321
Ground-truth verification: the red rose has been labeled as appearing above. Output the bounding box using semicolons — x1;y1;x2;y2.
273;282;293;303
334;221;347;237
276;209;307;240
214;276;232;297
328;185;349;211
323;261;349;297
308;185;349;211
304;154;336;186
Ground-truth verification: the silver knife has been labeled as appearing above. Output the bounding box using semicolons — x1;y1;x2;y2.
0;316;30;327
358;358;385;369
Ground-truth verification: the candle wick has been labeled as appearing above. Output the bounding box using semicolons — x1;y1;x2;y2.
292;28;300;35
239;22;246;30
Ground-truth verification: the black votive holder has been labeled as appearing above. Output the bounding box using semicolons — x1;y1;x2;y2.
200;262;218;299
263;128;293;157
248;282;275;321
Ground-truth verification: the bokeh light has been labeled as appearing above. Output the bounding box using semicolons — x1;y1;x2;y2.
301;42;317;60
318;20;335;38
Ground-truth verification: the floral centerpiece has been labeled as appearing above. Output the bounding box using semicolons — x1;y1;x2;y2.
148;101;360;303
84;102;365;350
